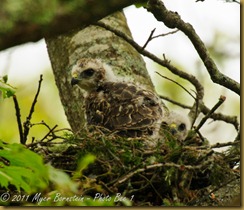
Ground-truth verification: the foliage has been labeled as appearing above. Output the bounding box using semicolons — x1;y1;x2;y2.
0;140;119;206
0;0;58;33
0;75;15;99
0;140;49;194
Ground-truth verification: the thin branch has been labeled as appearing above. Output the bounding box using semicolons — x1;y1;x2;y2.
195;129;206;143
40;124;58;142
223;0;240;3
12;95;24;144
23;75;43;144
195;95;226;132
156;71;196;100
185;141;239;150
31;120;52;131
200;103;239;130
159;94;192;109
146;0;240;95
142;28;156;49
210;141;239;149
159;94;238;129
156;71;200;127
142;28;179;49
151;29;179;40
234;129;240;142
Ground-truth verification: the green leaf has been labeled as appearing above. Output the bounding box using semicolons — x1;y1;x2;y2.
0;166;33;192
47;164;78;194
72;154;96;180
0;79;16;99
0;141;49;193
134;2;147;8
3;75;8;83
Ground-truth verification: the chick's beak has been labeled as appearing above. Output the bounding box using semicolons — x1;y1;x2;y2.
169;123;177;135
71;77;79;86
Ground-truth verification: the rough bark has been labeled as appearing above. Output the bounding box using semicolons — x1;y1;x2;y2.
45;11;154;135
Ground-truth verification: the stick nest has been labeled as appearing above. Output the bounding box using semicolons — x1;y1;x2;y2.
32;126;240;206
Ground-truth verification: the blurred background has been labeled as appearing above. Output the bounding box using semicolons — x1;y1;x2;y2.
0;0;240;148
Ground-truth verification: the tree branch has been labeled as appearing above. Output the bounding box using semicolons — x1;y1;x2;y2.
200;103;239;130
146;0;240;95
0;0;146;51
195;95;226;132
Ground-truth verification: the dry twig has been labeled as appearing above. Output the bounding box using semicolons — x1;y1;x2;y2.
12;95;24;144
23;75;43;144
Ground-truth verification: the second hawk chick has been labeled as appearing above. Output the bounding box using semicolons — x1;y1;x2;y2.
162;111;191;142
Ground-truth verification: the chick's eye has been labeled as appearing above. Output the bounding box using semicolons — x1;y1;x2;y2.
81;68;95;78
178;123;186;131
161;121;168;129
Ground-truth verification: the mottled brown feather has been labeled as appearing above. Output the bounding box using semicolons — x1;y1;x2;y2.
86;82;163;137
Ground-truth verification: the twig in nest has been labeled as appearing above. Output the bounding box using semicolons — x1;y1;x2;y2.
98;181;115;194
40;124;58;142
26;121;71;149
23;75;43;144
193;129;206;143
12;95;24;144
113;161;212;187
195;95;226;132
101;137;125;170
139;174;164;201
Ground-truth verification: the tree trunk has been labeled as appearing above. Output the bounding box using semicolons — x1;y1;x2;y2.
45;11;154;135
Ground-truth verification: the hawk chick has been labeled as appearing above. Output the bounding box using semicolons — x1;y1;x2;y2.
162;111;190;141
71;58;167;138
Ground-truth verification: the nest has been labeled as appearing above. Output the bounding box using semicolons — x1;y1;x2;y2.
31;126;239;206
